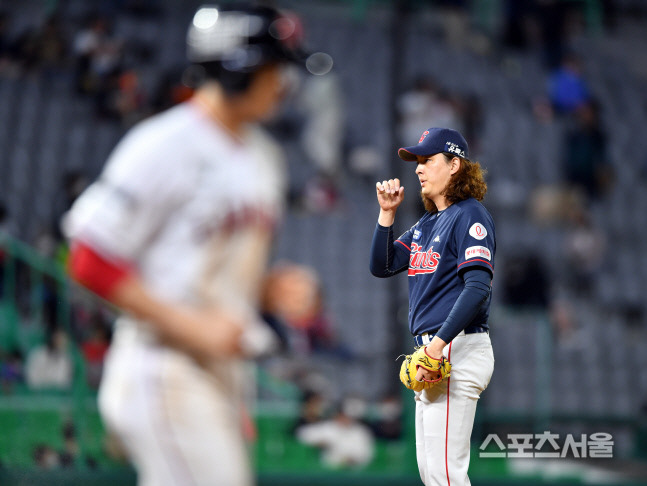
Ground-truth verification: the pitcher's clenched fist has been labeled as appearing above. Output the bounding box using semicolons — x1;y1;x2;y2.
376;178;404;208
376;178;404;226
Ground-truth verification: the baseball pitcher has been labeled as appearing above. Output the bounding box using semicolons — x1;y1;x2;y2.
370;127;495;486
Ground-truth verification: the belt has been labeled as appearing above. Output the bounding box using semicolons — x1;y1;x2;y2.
414;326;488;346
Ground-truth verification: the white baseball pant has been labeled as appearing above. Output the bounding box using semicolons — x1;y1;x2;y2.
98;329;253;486
414;331;494;486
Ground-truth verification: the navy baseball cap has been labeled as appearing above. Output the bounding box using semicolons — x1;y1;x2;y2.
398;127;469;161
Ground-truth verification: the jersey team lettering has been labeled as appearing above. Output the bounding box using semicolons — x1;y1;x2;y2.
465;246;491;261
408;242;441;276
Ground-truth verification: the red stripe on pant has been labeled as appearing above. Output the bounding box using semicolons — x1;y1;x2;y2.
445;341;453;486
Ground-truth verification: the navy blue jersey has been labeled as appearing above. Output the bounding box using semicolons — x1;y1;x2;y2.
371;198;495;337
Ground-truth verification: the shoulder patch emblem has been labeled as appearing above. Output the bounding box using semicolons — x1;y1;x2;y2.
469;222;487;240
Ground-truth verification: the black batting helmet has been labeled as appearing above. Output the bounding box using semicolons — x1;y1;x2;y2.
186;3;309;93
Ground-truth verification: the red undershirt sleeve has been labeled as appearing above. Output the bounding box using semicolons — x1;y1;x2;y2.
67;241;134;300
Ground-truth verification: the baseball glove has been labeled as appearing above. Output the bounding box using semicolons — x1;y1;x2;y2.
399;346;451;392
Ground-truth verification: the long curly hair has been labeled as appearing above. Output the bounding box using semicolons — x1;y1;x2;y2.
421;153;488;213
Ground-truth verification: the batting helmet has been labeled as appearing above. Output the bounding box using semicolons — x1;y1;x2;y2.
186;3;309;92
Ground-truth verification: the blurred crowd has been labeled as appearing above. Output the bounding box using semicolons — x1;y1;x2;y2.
506;46;616;349
0;0;631;365
0;4;353;215
0;9;151;124
32;419;98;470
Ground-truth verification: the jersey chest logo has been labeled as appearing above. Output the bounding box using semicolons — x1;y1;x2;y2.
408;242;441;276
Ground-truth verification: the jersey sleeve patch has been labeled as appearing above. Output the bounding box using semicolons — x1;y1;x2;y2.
469;222;487;240
465;246;491;261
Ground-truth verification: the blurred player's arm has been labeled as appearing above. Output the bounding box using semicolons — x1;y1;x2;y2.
68;242;243;359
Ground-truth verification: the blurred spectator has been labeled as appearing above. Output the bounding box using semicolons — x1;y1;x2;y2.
80;320;111;388
340;395;370;424
347;145;383;185
529;184;586;227
501;0;538;52
102;67;148;126
305;301;353;359
535;0;574;70
562;99;614;201
548;52;590;115
549;297;592;351
501;0;581;70
8;13;68;76
0;11;27;77
33;443;60;469
0;347;24;393
456;93;484;155
292;389;328;433
500;251;550;309
59;420;77;467
299;176;341;214
59;420;81;468
434;0;470;50
31;419;97;471
261;262;319;354
370;395;403;441
397;75;464;146
72;13;123;99
298;70;345;213
9;23;41;72
295;399;375;469
34;14;69;78
562;207;606;296
0;202;16;239
25;328;73;389
262;262;354;359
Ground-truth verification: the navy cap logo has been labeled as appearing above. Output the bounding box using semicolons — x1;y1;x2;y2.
398;127;469;162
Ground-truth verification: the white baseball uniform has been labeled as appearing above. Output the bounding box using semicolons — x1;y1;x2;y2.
63;100;287;486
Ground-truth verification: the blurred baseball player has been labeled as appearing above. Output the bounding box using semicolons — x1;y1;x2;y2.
63;3;317;485
370;127;495;486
